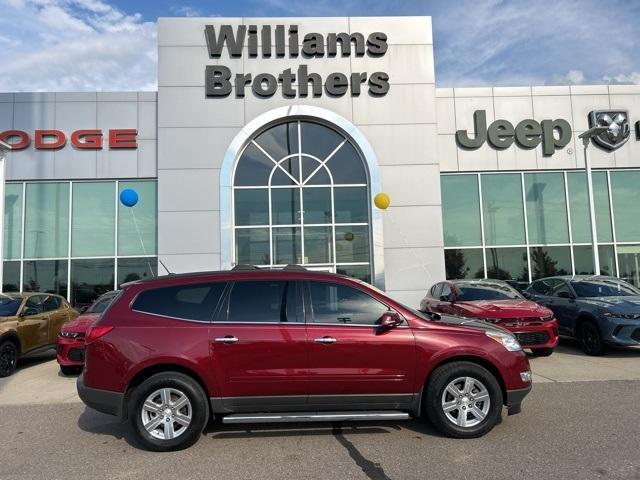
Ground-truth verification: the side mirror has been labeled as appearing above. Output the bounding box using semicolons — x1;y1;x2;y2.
557;291;574;299
380;311;403;328
79;306;89;313
522;291;532;299
20;307;39;317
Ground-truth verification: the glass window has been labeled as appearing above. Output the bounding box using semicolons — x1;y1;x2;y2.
235;228;269;265
304;227;333;264
528;279;561;296
70;259;114;306
552;281;573;298
42;295;61;312
4;183;22;260
335;226;369;263
303;188;332;224
235;189;269;226
273;227;302;264
611;171;640;242
567;172;613;243
308;281;388;325
23;260;68;297
2;261;20;292
440;283;452;301
118;181;156;256
224;280;295;323
573;245;616;276
133;282;226;322
336;265;371;284
486;247;528;282
617;244;640;287
24;182;69;258
530;246;572;280
25;295;45;314
334;187;367;224
117;257;157;286
271;188;300;225
570;278;639;298
454;282;521;301
445;249;484;279
234;143;276;187
87;293;117;314
0;296;22;316
481;174;525;246
232;120;371;280
72;182;115;257
441;175;482;247
524;172;569;244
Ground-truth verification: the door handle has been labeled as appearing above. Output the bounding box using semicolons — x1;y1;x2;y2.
313;337;337;344
213;336;239;344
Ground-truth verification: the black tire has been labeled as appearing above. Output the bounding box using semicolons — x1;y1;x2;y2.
578;321;606;356
530;347;554;357
0;340;18;377
60;365;82;376
129;372;209;452
424;361;503;438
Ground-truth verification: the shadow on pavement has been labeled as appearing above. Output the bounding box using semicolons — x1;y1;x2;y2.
77;406;143;449
555;339;640;358
16;349;56;371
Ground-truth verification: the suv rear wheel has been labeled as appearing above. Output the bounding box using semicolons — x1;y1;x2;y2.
424;361;503;438
129;372;209;451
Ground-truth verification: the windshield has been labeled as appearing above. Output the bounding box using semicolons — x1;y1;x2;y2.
455;283;522;301
0;297;22;316
570;279;640;298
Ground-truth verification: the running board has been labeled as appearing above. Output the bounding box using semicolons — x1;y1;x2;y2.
222;411;410;424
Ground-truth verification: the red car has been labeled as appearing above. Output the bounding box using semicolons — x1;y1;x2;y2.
420;279;559;357
57;291;119;375
77;267;532;451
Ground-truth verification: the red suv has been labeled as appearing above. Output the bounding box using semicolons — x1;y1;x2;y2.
77;267;532;451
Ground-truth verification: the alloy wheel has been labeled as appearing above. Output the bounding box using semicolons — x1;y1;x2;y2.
441;376;491;428
0;342;17;376
141;387;193;440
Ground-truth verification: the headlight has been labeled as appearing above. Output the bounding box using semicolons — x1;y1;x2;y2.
485;331;522;352
603;312;640;319
541;315;554;321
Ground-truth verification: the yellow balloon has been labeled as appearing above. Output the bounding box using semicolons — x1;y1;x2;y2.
374;192;390;210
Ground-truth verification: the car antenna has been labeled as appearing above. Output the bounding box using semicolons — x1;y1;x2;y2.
158;258;173;275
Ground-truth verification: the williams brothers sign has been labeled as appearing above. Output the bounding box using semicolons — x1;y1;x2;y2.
203;24;390;98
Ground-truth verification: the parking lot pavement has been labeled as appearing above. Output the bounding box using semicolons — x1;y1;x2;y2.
1;343;639;480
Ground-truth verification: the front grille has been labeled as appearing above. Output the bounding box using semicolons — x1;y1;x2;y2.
631;328;640;342
515;331;550;346
500;317;543;327
68;347;85;362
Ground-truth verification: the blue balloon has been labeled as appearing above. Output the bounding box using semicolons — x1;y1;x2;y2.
120;188;139;207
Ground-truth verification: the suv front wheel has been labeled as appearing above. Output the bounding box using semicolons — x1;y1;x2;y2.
129;372;210;451
424;361;503;438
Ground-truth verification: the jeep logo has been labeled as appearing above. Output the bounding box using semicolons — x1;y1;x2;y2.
455;110;572;156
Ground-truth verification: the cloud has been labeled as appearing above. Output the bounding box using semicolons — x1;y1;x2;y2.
0;0;157;91
169;5;202;17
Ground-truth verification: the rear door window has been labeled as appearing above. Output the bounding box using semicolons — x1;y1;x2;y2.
132;283;227;322
307;281;389;325
25;295;45;314
220;280;297;323
42;295;61;312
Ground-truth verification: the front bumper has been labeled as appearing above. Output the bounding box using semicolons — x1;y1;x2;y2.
77;374;125;419
505;385;531;416
56;337;85;367
601;318;640;347
506;319;559;349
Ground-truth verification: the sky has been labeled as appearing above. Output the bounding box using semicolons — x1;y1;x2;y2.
1;0;639;92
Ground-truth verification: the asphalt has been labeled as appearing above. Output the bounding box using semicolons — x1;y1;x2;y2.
1;342;639;480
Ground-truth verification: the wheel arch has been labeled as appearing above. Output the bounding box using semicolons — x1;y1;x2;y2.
0;332;21;355
574;312;600;336
123;363;211;420
419;355;508;415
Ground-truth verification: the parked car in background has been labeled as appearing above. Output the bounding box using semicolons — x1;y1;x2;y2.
77;267;532;451
420;279;559;357
0;293;78;377
524;275;640;355
57;291;119;376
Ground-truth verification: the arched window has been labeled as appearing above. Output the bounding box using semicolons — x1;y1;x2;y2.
232;120;372;282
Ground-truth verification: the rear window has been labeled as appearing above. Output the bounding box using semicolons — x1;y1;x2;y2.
132;282;226;322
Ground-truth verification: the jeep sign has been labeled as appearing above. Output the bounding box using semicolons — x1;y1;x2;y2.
456;110;572;156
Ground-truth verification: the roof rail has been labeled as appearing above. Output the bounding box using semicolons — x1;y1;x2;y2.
231;264;260;271
282;264;308;271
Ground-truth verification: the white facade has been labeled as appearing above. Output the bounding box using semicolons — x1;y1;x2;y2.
3;16;640;306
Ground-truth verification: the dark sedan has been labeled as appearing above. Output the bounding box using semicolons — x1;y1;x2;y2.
524;275;640;355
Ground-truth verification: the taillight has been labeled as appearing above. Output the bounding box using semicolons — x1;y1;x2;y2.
85;325;114;344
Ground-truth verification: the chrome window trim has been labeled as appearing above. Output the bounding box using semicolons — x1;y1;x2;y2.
220;106;384;289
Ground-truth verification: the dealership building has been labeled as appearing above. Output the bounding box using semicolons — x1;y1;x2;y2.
1;16;640;306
